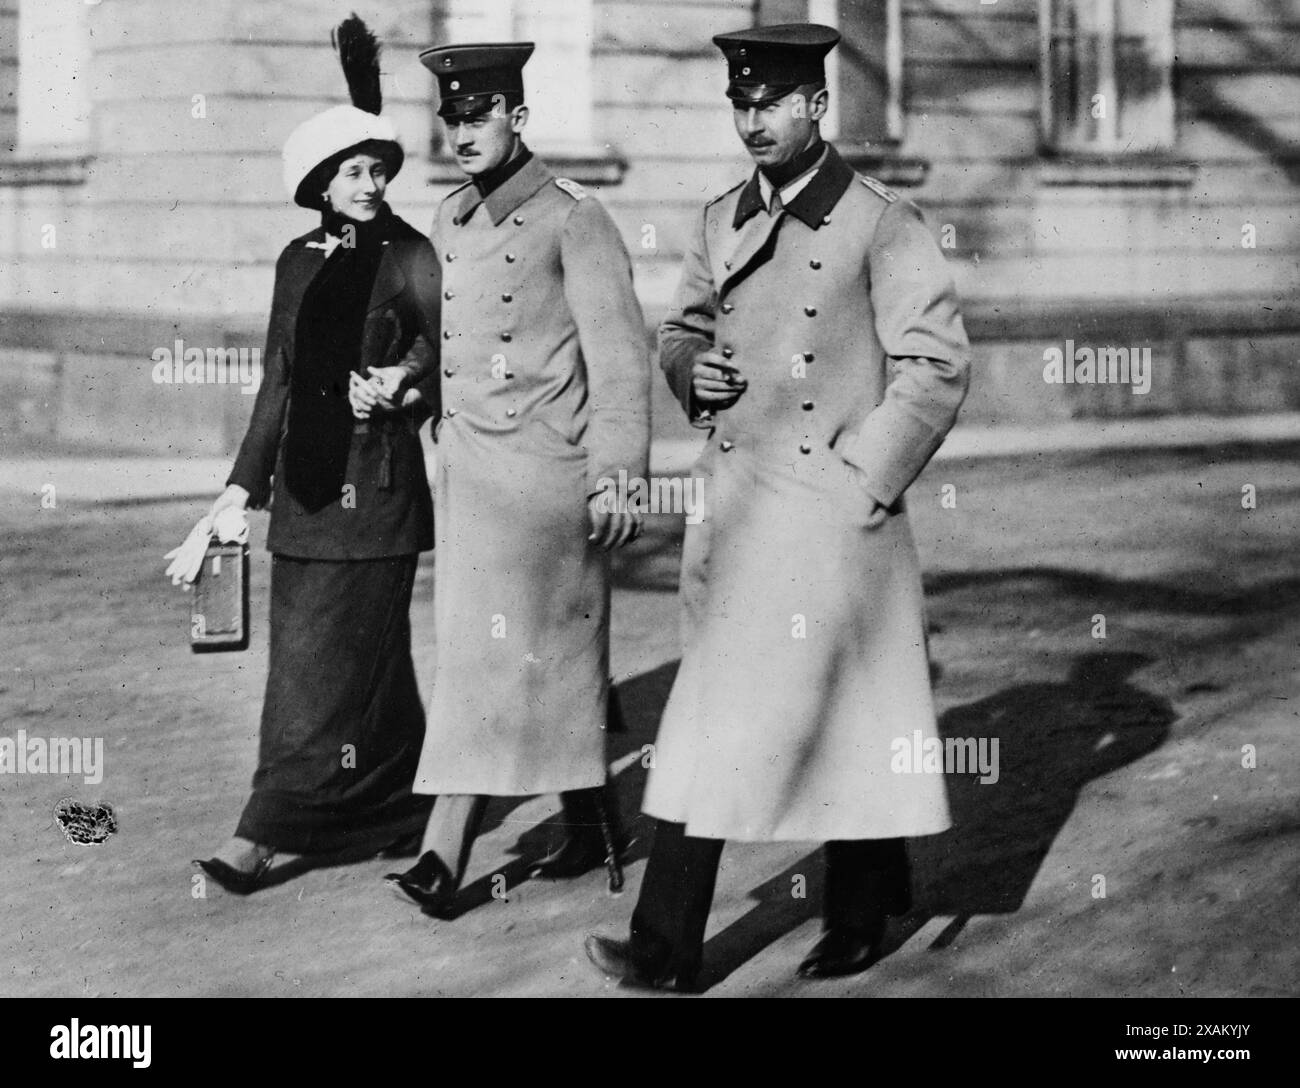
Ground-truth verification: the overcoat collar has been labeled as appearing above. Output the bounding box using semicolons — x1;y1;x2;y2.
453;155;554;227
717;144;854;299
732;143;853;231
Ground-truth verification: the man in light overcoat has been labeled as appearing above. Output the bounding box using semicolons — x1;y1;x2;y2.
586;22;971;989
382;43;652;914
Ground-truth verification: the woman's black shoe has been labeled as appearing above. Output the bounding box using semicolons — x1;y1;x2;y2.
384;850;457;917
192;854;274;896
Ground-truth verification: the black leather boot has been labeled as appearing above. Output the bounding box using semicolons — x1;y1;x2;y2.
531;782;628;893
798;839;912;980
583;935;701;993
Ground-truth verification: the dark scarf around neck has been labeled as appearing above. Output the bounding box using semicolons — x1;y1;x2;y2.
283;202;397;511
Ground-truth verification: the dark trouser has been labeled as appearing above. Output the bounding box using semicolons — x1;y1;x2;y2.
629;819;911;982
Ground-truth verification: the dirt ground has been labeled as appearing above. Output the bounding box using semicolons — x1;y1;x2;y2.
1;443;1297;997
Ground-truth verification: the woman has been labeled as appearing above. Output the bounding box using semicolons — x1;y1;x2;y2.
192;17;441;894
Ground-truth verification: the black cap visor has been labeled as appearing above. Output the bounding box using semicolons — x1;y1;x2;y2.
437;92;521;122
726;82;803;108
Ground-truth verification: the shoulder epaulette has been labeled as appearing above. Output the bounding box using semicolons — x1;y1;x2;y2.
555;177;587;201
858;175;899;204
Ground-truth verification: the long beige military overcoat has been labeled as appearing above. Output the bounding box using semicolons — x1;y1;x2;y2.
643;145;970;841
413;155;651;796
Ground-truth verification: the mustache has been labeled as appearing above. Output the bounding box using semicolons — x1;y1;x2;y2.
455;146;479;156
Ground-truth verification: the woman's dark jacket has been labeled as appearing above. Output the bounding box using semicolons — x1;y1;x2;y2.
228;211;441;559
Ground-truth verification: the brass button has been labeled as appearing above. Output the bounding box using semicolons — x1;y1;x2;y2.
505;408;517;417
720;303;734;314
505;371;515;379
724;260;733;270
501;332;512;343
445;407;456;417
804;352;815;363
444;368;454;378
822;216;831;225
805;306;817;317
446;253;455;262
505;253;516;263
721;346;734;359
513;216;524;225
502;293;513;302
802;400;814;411
799;443;812;454
720;439;735;452
444;290;454;300
810;260;821;270
442;330;451;340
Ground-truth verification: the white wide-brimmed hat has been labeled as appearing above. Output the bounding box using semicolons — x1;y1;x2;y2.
282;16;405;209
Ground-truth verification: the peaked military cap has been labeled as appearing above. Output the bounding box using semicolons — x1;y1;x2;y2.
712;23;841;107
420;42;535;120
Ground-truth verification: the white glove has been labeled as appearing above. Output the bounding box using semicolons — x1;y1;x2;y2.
164;516;213;587
163;510;247;587
212;507;249;546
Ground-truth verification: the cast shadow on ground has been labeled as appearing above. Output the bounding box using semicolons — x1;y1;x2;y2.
445;646;1174;988
692;650;1175;989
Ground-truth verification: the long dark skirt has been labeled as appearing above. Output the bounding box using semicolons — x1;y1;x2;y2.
235;554;433;854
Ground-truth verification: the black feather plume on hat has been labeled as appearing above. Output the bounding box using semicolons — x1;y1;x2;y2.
333;13;383;115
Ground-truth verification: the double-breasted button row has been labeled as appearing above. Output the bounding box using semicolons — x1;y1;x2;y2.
444;359;516;379
441;406;520;421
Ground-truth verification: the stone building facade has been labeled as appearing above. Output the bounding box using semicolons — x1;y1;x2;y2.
1;0;1297;454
